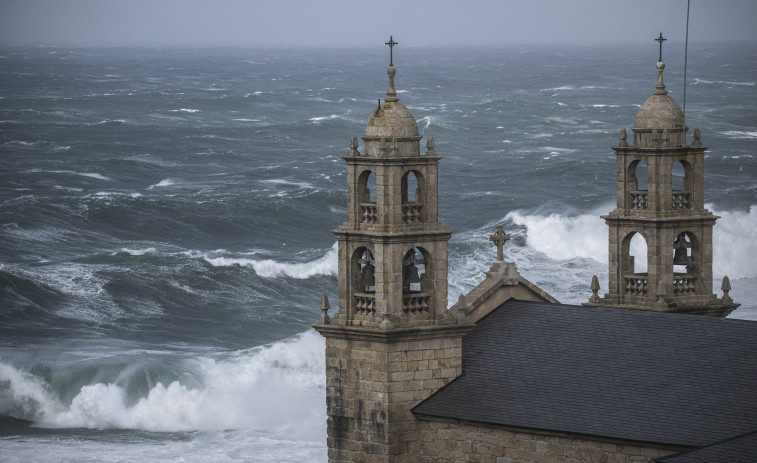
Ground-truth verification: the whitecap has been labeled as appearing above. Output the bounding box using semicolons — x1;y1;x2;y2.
203;243;338;279
720;130;757;139
147;178;176;189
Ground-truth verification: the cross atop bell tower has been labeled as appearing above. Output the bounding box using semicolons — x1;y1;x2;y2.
586;40;738;317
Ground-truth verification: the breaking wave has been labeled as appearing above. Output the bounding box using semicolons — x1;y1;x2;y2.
202;243;338;279
0;331;326;433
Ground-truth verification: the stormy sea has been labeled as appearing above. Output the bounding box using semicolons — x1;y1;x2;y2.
1;43;755;462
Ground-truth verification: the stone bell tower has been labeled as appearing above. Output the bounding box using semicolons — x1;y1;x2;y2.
313;38;473;463
587;35;738;317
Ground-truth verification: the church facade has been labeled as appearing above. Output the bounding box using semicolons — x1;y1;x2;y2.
314;39;756;463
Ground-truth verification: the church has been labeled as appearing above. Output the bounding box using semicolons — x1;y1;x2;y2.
313;37;757;463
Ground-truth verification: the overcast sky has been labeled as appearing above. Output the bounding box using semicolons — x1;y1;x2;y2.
1;0;756;47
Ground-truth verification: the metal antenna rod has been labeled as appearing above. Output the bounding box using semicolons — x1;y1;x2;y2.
683;0;691;144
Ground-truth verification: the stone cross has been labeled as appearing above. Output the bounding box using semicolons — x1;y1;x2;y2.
655;33;667;61
489;226;510;262
385;36;398;66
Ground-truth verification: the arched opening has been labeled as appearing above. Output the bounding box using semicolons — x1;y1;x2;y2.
629;160;649;191
672;161;685;191
623;232;648;274
357;170;377;223
673;231;697;275
401;170;421;203
402;247;426;293
354;247;375;293
357;170;377;204
672;160;693;209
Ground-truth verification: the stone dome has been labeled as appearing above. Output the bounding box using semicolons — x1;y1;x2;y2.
365;65;419;138
365;100;420;138
633;61;685;131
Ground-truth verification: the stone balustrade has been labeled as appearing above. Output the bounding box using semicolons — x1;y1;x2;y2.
672;275;697;295
360;203;378;223
402;203;423;224
624;275;648;295
671;191;691;209
630;191;649;209
403;292;430;313
354;292;376;315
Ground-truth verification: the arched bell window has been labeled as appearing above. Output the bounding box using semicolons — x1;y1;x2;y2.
401;170;421;203
673;232;696;274
356;248;375;293
623;232;648;274
402;247;426;293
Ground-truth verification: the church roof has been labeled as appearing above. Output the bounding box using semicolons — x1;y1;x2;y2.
655;431;757;463
365;65;419;139
412;300;757;448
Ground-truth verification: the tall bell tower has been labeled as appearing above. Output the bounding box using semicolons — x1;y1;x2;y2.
587;35;738;317
314;38;473;463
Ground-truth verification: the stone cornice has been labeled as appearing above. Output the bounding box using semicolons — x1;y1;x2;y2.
312;321;475;343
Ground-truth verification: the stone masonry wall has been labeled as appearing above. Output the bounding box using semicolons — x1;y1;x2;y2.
416;418;682;463
324;332;464;463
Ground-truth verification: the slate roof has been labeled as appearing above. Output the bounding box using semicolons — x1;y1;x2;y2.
412;300;757;448
655;431;757;463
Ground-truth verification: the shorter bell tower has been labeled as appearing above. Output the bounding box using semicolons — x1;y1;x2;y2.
314;38;473;463
587;36;738;317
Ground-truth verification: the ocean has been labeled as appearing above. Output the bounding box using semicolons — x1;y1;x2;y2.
1;43;755;462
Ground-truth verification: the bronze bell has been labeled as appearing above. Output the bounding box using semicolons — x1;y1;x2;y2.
360;263;375;287
673;234;691;266
673;247;690;266
404;263;421;284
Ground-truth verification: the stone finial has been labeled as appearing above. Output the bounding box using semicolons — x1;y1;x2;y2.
425;137;436;156
489;226;510;262
589;275;600;304
618;129;629;147
385;65;399;103
692;128;703;147
656;279;668;308
721;275;733;304
654;60;667;96
318;294;331;324
348;136;360;156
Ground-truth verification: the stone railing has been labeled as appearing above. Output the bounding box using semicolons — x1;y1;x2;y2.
629;191;648;209
672;191;691;209
624;275;648;295
354;292;376;315
360;203;378;224
402;203;423;224
672;275;697;295
402;293;430;313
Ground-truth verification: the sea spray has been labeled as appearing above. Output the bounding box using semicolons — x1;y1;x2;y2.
0;331;326;433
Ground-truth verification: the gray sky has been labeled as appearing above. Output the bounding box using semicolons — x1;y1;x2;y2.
2;0;756;47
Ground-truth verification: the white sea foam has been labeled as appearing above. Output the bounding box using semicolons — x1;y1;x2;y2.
170;108;200;113
721;130;757;139
0;331;326;433
148;178;176;189
114;247;157;256
28;169;111;181
203;243;338;279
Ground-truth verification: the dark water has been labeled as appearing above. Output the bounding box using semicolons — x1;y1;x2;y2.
1;44;755;461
